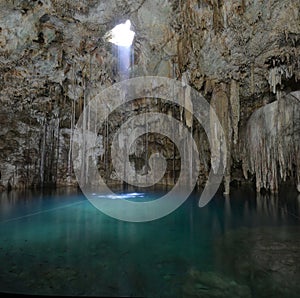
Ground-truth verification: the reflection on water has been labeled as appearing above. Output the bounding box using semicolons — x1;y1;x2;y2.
0;186;299;297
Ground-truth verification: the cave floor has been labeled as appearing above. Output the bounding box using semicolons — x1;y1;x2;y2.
0;186;299;298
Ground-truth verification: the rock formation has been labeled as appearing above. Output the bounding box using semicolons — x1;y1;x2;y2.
0;0;299;193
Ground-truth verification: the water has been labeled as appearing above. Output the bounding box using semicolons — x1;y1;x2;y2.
0;186;299;297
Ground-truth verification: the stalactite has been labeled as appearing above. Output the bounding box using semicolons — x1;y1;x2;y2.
243;91;300;193
183;74;194;188
182;72;193;129
55;116;60;184
68;65;77;184
210;82;231;194
268;67;284;94
105;109;109;184
268;57;297;95
212;0;224;33
222;2;227;28
83;74;90;187
40;120;47;187
251;62;255;95
229;79;240;145
67;99;75;184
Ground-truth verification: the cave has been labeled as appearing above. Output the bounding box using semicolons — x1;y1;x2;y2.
0;0;299;297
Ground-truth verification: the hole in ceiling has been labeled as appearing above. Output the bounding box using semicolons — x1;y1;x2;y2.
108;20;135;47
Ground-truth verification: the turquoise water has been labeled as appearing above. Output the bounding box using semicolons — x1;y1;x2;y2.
0;186;299;297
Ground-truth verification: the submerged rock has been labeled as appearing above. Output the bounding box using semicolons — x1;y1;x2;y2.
183;269;251;298
214;227;300;298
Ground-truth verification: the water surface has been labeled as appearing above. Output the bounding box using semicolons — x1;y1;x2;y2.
0;186;299;297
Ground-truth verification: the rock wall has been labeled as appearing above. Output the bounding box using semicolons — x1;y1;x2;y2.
0;0;299;193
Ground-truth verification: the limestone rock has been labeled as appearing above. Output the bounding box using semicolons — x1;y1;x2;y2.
0;0;299;191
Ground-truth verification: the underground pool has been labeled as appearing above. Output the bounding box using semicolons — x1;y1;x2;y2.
0;186;299;297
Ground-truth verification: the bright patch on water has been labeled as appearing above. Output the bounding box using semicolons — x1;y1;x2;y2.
92;192;154;203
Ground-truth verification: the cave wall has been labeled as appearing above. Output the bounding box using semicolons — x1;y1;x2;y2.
174;0;300;192
0;0;299;192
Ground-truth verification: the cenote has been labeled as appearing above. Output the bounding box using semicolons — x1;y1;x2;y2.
1;1;300;298
0;186;299;298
